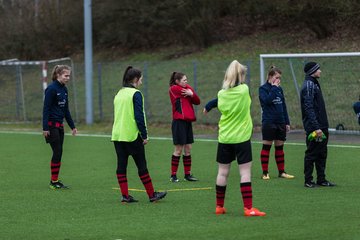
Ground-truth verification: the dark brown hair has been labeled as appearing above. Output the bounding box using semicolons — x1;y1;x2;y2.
123;66;142;87
169;71;185;86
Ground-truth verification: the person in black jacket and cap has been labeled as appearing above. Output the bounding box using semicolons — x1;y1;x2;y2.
300;61;336;188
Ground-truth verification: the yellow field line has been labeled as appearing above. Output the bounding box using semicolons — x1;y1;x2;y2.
112;187;212;192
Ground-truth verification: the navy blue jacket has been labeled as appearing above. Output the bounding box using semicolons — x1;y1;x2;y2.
133;91;147;139
300;75;329;134
353;101;360;125
353;101;360;114
42;80;75;131
259;82;290;125
204;98;218;112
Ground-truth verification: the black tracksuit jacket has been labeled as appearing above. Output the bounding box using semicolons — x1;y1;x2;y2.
300;75;329;134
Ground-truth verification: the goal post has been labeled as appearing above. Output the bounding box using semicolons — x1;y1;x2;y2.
259;52;360;133
0;60;45;121
260;52;360;84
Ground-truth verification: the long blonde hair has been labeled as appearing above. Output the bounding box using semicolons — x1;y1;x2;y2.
222;60;247;90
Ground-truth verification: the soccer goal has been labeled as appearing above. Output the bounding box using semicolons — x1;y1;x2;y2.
259;52;360;133
0;57;78;123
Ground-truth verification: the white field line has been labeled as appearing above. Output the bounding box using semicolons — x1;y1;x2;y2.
0;130;359;149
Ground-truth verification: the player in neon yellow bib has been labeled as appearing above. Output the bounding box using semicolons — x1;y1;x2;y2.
112;87;144;142
204;60;265;217
218;84;252;144
111;66;167;203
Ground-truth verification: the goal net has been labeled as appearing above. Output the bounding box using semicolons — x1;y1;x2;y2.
0;57;77;123
259;52;360;133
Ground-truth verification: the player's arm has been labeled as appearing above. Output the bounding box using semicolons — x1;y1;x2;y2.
259;85;279;105
64;94;76;132
203;98;218;114
133;92;148;142
302;81;320;131
185;84;200;105
42;88;55;136
282;89;290;126
169;85;183;98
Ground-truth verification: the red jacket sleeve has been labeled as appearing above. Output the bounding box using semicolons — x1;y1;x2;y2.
186;84;200;105
169;85;183;98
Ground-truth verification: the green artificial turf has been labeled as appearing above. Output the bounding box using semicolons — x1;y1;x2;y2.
1;132;360;240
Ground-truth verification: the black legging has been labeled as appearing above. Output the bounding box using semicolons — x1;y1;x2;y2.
48;127;64;163
114;136;148;175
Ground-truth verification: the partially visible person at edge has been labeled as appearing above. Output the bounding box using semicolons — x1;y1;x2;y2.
42;65;77;190
168;71;200;183
258;66;294;180
203;60;266;217
111;66;167;203
300;62;336;188
353;95;360;125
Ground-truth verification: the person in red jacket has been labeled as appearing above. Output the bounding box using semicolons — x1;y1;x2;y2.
169;71;200;182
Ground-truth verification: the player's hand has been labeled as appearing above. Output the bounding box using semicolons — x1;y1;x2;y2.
143;139;148;145
72;128;78;136
272;78;280;86
43;131;50;137
315;129;323;138
203;108;208;115
286;125;290;132
181;88;193;97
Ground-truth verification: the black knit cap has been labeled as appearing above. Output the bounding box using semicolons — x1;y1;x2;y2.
304;62;320;75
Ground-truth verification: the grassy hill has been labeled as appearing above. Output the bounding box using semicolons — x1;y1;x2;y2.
1;29;360;134
83;28;360;132
90;28;360;62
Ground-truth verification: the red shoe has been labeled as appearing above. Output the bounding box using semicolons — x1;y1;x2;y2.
215;206;226;215
244;207;266;217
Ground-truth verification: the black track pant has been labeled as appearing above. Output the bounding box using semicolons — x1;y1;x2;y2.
304;129;329;183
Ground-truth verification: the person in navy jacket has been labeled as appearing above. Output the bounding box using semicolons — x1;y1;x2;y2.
42;65;77;190
259;66;294;180
300;62;335;188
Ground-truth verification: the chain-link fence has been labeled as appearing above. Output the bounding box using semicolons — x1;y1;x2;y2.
1;59;359;132
84;60;252;125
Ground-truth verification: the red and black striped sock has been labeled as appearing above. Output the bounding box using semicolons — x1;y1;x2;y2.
216;185;226;207
116;173;128;197
275;145;285;174
50;161;61;182
260;144;271;174
171;155;180;176
139;172;154;198
183;155;192;175
240;182;252;210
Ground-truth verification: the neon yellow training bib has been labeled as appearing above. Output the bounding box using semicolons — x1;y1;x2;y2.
111;87;146;142
218;84;253;144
